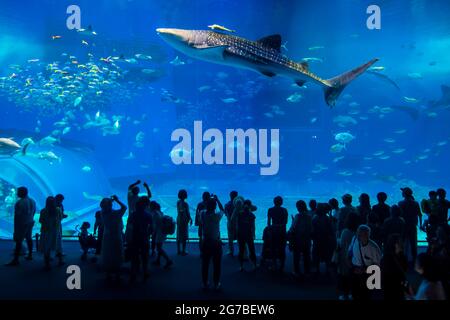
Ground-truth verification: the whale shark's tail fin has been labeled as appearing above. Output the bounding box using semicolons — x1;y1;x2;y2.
323;58;379;107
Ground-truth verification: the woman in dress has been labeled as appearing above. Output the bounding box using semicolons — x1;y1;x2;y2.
39;196;64;270
176;189;192;255
100;195;127;282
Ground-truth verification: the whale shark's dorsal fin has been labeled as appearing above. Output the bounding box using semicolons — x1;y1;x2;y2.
257;35;282;52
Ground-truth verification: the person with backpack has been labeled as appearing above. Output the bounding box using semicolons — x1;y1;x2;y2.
151;201;173;269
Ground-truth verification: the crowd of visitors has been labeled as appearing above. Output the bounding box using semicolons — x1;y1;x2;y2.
4;183;449;300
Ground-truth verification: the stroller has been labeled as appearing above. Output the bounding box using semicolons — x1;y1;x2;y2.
76;222;97;261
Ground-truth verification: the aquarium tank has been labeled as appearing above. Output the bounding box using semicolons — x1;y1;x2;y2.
1;0;449;242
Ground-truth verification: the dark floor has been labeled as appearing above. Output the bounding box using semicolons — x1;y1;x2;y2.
0;240;341;300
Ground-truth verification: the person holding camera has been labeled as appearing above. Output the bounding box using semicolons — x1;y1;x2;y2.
199;194;224;290
100;195;127;282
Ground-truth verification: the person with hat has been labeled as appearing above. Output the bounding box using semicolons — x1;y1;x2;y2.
398;187;422;264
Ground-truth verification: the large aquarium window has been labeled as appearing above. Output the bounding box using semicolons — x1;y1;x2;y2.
1;0;449;243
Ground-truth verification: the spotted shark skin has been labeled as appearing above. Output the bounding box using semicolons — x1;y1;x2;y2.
157;28;378;106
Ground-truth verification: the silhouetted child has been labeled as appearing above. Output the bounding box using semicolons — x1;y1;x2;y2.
78;222;96;261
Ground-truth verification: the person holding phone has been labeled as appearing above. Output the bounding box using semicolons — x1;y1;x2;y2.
100;195;127;282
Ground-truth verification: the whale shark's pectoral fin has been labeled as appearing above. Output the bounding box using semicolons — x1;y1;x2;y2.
260;70;276;77
295;80;306;87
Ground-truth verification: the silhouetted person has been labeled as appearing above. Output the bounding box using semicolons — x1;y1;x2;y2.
336;212;359;300
398;187;422;263
224;191;238;256
357;193;371;224
367;209;382;248
126;180;151;244
421;191;439;240
382;205;406;246
55;194;67;259
176;189;192;255
328;198;340;223
311;203;334;275
413;253;446;300
128;196;152;282
267;196;288;271
151;201;173;269
39;196;64;270
196;192;211;254
101;195;127;282
309;199;317;215
381;234;409;300
94;209;104;256
436;188;450;226
127;180;151;215
237;199;257;271
349;225;381;300
289;200;312;277
372;192;390;224
199;195;224;290
6;187;36;266
337;194;357;238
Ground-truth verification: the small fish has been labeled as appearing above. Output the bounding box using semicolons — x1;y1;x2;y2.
81;165;92;172
81;40;89;46
221;97;237;104
384;138;395;143
169;56;185;66
368;66;385;71
407;72;422;79
62;127;71;135
73;96;82;107
52;35;62;40
308;46;324;51
403;96;419;103
330;143;345;153
198;85;211;92
135;53;152;60
27;59;40;63
310;117;317;124
301;57;323;63
286;92;302;103
392;148;406;154
208;24;235;33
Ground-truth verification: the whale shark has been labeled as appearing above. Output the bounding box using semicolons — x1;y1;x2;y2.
156;28;378;107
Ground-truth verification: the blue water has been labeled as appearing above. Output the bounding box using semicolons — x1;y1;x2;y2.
1;0;449;239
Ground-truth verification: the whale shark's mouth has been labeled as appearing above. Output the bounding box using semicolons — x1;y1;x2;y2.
156;28;189;43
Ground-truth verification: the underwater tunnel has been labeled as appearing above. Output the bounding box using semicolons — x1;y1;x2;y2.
0;144;112;238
